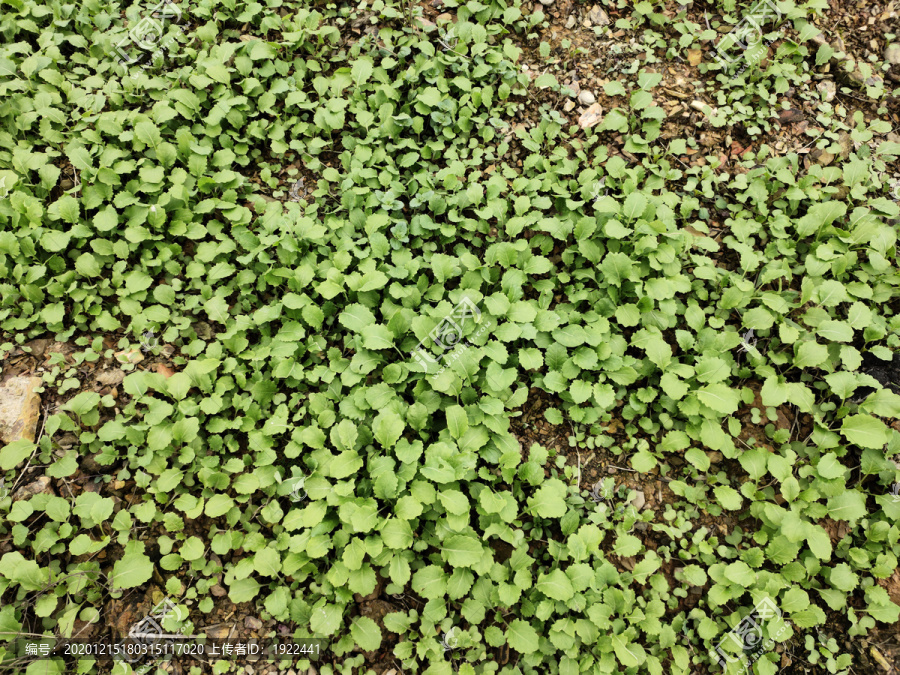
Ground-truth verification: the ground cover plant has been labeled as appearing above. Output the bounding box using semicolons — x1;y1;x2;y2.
1;0;900;673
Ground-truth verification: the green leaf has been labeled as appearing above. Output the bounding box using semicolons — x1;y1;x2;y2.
697;384;740;415
254;547;281;577
75;253;101;277
600;252;633;286
361;324;394;350
339;304;375;332
228;577;261;604
612;635;647;668
134;121;162;148
528;478;568;518
506;620;539;654
724;560;755;586
714;486;743;510
310;604;343;636
537;569;575;601
373;411;405;449
444;535;483;568
0;552;47;591
826;491;867;523
111;552;154;590
350;616;382;651
623;192;648;220
841;414;890;449
446;405;469;440
0;440;35;470
612;533;642;557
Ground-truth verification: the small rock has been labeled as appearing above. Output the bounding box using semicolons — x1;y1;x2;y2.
778;108;804;124
538;0;553;5
563;100;576;112
115;349;144;365
587;6;609;25
810;32;829;48
436;12;453;22
816;79;836;102
306;668;317;675
690;99;716;116
686;49;702;66
630;490;646;510
577;103;604;129
207;625;231;638
13;476;53;501
0;376;42;444
210;584;227;597
245;616;263;631
578;90;596;105
26;339;51;357
887;44;900;65
80;454;104;473
244;667;255;675
707;451;724;463
564;14;575;29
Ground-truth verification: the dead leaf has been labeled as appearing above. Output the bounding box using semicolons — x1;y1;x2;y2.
95;369;125;386
156;364;175;379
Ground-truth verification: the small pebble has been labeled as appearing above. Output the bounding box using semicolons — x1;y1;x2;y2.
630;490;646;510
885;44;900;65
587;6;610;25
578;90;596;105
816;79;836;102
